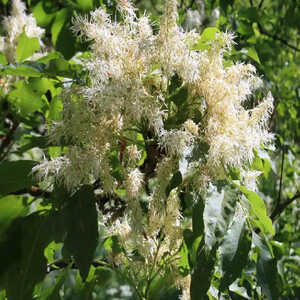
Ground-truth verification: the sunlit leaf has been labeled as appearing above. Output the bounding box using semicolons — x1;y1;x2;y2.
8;80;45;115
179;242;190;276
193;27;221;50
0;62;46;77
238;186;274;235
241;47;261;64
16;31;40;63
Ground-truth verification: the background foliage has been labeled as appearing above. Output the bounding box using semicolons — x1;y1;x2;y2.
0;0;299;299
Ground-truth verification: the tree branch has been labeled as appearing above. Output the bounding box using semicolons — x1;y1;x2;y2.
258;0;264;9
271;193;300;220
13;186;52;198
276;146;285;206
257;23;300;52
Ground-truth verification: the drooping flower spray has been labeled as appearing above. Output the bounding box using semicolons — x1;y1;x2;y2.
33;0;274;297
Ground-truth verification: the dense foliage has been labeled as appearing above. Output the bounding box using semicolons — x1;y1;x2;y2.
0;0;299;299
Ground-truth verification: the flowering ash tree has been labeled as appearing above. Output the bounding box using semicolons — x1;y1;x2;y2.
0;0;278;299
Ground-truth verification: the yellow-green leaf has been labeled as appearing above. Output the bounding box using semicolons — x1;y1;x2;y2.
16;31;40;63
238;186;274;235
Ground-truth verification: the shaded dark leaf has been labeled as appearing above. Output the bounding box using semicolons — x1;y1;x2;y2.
253;233;280;300
0;160;37;196
166;171;182;196
190;241;217;300
63;186;99;280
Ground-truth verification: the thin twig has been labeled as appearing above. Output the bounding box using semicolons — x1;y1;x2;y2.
271;194;300;220
13;186;52;198
277;146;285;204
258;0;264;9
257;23;300;52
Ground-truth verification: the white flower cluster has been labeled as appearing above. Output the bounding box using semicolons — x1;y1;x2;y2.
34;0;273;190
0;0;45;63
32;0;274;295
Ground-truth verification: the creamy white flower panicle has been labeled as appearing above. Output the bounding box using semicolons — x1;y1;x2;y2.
159;129;194;157
126;168;144;199
0;0;45;63
33;0;274;295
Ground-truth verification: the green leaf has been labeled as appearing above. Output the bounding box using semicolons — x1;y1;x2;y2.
179;242;190;276
29;77;54;95
0;195;27;237
253;233;280;300
37;51;62;64
49;96;63;121
203;183;237;250
0;160;37;196
239;7;259;22
236;20;254;36
44;241;62;264
0;62;46;77
168;73;182;94
51;8;77;59
169;86;188;107
165;171;182;196
242;47;261;64
1;214;57;300
0;52;7;65
256;148;274;178
16;31;40;63
94;267;113;286
51;8;70;46
8;80;45;115
46;57;76;78
190;241;217;300
0;218;22;281
238;186;274;235
18;136;49;153
192;195;204;238
104;235;122;255
220;0;234;13
229;282;250;299
148;270;177;300
37;266;71;300
77;0;93;11
193;27;220;50
33;0;56;27
251;152;264;172
63;186;99;280
219;212;251;291
190;236;202;266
